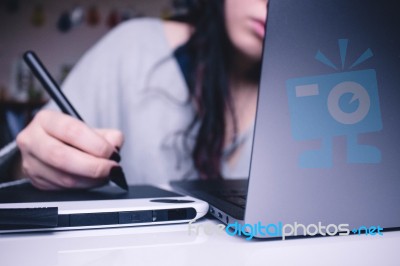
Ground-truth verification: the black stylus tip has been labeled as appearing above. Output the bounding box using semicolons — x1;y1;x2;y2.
109;151;121;163
109;166;129;191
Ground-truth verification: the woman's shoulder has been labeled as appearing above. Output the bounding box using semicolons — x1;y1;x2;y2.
104;18;192;51
104;18;165;43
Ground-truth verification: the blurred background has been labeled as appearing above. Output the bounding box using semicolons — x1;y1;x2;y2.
0;0;195;148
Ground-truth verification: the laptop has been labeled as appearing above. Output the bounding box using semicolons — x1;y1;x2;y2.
0;180;208;233
172;0;400;239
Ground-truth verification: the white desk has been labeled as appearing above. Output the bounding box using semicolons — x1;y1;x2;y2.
1;217;399;266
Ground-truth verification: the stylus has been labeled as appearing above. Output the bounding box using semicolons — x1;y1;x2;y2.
23;50;129;191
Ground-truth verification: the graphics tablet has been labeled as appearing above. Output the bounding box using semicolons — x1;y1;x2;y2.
0;181;208;233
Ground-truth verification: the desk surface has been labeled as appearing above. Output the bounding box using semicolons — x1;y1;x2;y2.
1;217;399;266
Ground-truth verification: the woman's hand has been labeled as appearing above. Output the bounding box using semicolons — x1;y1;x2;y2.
16;110;124;190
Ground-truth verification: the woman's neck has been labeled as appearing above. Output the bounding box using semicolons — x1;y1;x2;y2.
224;48;260;149
229;48;261;89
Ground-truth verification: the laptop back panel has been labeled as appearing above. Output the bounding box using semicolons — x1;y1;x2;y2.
246;0;400;236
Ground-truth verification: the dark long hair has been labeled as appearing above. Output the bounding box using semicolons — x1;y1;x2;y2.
179;0;238;179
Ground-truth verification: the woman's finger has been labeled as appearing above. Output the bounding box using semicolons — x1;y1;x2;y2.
34;110;117;159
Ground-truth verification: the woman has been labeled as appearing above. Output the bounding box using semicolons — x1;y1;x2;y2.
16;0;268;190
